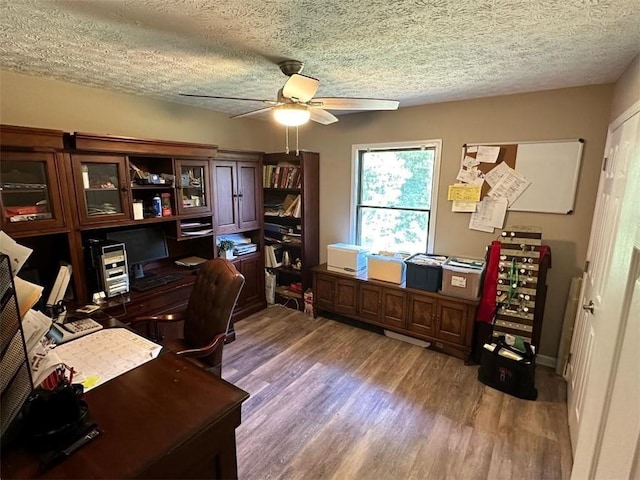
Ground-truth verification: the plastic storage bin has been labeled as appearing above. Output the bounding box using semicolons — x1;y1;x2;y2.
367;255;406;284
405;254;448;292
327;243;368;275
439;257;485;300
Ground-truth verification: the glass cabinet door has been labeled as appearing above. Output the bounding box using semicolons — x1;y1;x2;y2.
0;151;66;231
176;159;211;215
72;155;130;224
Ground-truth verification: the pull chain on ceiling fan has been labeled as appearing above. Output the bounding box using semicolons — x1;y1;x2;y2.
180;60;399;126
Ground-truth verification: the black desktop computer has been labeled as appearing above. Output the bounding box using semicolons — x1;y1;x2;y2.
87;239;129;298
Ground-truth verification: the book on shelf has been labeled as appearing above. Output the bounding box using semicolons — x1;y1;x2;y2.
264;244;283;268
263;164;301;189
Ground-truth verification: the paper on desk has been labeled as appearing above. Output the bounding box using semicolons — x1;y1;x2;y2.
476;146;501;163
22;309;53;353
447;184;482;202
0;231;33;276
488;168;531;206
55;328;162;392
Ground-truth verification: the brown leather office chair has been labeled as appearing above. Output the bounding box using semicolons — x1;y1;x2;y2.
133;258;245;377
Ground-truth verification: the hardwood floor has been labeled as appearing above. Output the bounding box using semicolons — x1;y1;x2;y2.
222;305;573;480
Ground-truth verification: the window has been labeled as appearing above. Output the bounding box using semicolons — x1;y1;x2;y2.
352;141;441;254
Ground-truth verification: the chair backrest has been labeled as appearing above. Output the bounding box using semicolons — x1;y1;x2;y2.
183;258;245;368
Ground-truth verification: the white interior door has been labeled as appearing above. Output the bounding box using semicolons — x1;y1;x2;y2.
566;118;625;449
594;247;640;479
567;105;640;477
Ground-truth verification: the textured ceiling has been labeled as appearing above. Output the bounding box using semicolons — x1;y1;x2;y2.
1;0;639;120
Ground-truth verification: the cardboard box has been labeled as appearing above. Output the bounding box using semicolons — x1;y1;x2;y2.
367;255;406;284
439;257;485;300
327;243;368;275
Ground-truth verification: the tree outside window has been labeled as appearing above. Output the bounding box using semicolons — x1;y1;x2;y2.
356;147;436;254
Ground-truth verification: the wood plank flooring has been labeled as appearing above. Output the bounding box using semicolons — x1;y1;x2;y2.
222;305;573;480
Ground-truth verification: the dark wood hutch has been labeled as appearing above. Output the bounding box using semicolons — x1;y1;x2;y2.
0;125;266;340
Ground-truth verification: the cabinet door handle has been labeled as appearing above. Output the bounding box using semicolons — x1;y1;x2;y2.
238;193;244;198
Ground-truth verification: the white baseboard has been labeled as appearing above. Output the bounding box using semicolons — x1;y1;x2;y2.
537;354;557;369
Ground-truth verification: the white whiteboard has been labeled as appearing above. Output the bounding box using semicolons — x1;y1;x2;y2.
469;139;584;214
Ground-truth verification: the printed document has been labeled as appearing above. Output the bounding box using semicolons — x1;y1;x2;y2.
476;146;501;163
54;328;162;392
488;168;531;206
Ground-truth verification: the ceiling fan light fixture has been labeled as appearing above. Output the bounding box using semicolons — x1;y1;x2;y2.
274;104;310;126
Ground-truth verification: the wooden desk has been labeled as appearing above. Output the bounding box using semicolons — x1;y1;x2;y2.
1;352;249;479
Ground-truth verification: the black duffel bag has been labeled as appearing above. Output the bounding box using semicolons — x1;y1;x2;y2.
477;337;538;400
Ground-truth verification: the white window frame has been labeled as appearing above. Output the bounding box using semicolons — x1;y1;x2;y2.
350;140;442;254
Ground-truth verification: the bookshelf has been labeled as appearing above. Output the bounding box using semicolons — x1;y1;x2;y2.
263;151;319;309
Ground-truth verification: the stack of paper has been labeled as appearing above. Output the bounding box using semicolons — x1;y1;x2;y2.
0;231;43;318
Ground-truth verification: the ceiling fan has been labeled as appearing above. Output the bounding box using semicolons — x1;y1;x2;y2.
180;60;399;126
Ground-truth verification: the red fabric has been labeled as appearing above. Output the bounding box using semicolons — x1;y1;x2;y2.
476;241;501;324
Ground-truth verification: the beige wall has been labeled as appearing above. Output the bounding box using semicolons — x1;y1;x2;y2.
610;54;640;121
296;85;613;358
0;69;614;359
0;70;270;149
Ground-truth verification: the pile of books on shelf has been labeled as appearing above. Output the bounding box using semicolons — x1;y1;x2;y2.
264;194;301;218
216;234;257;257
263;164;302;189
264;223;302;244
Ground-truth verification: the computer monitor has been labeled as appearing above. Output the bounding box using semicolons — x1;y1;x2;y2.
106;227;168;279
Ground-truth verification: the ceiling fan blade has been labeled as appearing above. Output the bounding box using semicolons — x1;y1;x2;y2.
311;98;399;111
309;108;339;125
179;93;277;105
282;74;319;103
230;106;275;119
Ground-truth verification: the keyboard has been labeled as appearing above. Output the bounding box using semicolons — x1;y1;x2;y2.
131;273;185;292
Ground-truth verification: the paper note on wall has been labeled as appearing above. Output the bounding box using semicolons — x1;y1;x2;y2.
448;184;482;202
488;169;531;206
452;202;477;213
468;196;508;232
476;146;501;163
456;167;482;184
462;155;480;168
484;162;510;187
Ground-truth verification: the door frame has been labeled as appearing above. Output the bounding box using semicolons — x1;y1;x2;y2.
570;99;640;479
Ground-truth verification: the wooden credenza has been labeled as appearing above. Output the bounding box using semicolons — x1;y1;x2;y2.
312;264;479;361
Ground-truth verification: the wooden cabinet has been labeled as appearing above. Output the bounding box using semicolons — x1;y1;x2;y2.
212;150;266;328
263;151;319;309
314;273;358;316
0;127;269;337
1;151;69;234
407;292;473;350
312;264;478;361
175;159;212;216
71;154;131;225
213;150;262;234
227;252;266;339
0;126;70;236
